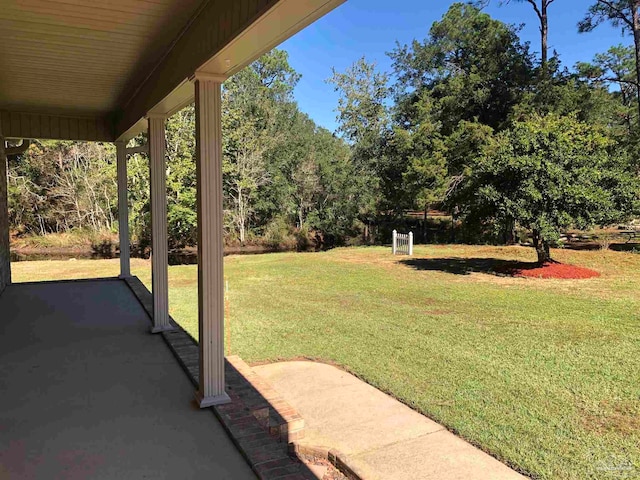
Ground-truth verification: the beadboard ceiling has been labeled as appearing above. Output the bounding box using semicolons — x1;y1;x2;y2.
0;0;203;116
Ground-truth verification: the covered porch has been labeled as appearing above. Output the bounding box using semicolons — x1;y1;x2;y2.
1;0;344;407
0;278;254;478
0;0;344;477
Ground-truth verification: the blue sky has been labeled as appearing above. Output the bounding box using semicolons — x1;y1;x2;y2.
280;0;633;133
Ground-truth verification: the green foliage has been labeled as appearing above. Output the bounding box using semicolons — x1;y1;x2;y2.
9;48;361;250
390;2;533;134
328;57;390;230
578;0;639;34
452;114;640;261
576;44;638;132
8;141;117;235
8;3;640;255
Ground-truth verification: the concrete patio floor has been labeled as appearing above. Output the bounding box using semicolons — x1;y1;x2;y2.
254;361;527;480
0;279;255;479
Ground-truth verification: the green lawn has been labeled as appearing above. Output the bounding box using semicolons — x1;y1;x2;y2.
11;245;640;480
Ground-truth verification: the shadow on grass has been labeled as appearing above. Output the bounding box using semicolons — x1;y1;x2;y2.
562;242;640;252
399;257;539;276
563;242;640;252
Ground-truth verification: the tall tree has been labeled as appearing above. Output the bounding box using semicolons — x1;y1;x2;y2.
579;0;640;121
576;45;638;131
503;0;556;73
222;49;300;243
390;2;533;135
329;57;390;237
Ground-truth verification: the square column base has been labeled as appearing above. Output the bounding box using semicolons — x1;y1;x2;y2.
150;324;175;334
195;390;231;408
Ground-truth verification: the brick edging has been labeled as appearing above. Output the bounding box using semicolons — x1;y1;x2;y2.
290;444;367;480
122;275;315;480
227;355;305;443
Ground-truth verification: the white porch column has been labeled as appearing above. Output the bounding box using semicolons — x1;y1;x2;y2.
194;74;230;407
0;132;11;294
116;141;131;278
148;115;172;333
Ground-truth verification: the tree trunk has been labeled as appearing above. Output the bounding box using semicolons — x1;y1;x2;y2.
532;229;551;264
541;0;548;75
450;208;457;243
504;217;515;245
239;219;245;243
423;203;428;243
633;3;640;125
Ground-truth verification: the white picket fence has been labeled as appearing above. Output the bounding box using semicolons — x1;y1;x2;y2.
392;230;413;256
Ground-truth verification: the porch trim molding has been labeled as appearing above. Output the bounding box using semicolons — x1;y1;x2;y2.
148;115;173;334
0;110;113;142
194;77;230;407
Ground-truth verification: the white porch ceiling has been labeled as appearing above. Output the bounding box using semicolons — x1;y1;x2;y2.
0;0;346;141
0;0;203;116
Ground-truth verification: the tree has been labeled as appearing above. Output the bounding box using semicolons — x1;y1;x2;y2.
8;141;117;235
579;0;640;122
329;57;390;238
391;94;448;235
222;49;300;243
387;2;533;242
165;105;197;248
576;45;638;131
502;0;556;74
390;2;533;135
453;114;639;263
306;127;361;242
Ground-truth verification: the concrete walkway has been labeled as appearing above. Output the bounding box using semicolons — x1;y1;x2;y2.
0;280;255;479
254;361;527;480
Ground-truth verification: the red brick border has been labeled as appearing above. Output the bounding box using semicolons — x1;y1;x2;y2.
227;355;305;443
123;276;315;480
290;444;366;480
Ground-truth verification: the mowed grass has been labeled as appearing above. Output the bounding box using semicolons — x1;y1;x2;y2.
11;245;640;480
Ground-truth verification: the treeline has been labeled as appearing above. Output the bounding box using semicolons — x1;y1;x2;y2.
328;1;640;262
7;1;640;261
8;50;363;250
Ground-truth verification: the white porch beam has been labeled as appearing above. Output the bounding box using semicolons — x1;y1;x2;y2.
148;115;173;334
116;141;131;279
194;76;230;407
115;0;346;141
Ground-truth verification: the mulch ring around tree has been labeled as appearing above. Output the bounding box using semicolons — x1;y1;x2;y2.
498;261;601;279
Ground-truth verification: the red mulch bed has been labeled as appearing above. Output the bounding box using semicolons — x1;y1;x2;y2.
500;261;600;279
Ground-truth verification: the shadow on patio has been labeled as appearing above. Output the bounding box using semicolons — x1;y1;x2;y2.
0;278;318;479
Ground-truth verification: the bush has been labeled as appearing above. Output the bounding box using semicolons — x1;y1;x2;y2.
263;217;296;250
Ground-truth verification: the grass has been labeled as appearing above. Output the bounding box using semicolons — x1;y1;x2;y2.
11;245;640;480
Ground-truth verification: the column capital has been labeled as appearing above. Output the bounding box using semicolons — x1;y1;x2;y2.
191;71;227;83
146;113;167;120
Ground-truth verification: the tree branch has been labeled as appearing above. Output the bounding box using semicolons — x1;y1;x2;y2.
597;0;634;29
525;0;543;21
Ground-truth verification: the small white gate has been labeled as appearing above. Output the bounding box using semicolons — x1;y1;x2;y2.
392;230;413;256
